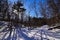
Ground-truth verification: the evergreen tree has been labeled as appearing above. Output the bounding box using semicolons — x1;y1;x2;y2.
12;0;26;22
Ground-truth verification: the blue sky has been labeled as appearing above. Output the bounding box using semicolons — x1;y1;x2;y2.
8;0;45;18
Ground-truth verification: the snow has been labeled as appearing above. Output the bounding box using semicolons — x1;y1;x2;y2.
0;25;60;40
5;32;10;39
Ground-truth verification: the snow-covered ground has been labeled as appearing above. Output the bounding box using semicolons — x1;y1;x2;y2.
0;25;60;40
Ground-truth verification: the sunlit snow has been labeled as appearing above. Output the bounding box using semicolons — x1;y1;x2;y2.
0;25;60;40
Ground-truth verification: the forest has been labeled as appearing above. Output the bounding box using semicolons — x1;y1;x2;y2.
0;0;60;26
0;0;60;40
0;0;60;27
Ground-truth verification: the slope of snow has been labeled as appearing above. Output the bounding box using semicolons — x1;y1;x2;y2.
0;25;60;40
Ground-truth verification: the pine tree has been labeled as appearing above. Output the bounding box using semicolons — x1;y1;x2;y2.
12;0;26;22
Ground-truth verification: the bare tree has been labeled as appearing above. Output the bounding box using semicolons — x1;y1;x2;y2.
47;0;60;24
0;0;8;19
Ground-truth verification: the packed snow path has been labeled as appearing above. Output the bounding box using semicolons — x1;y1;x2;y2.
0;25;60;40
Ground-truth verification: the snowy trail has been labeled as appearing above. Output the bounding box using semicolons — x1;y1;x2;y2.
21;26;60;40
17;28;35;40
42;30;60;39
0;25;60;40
